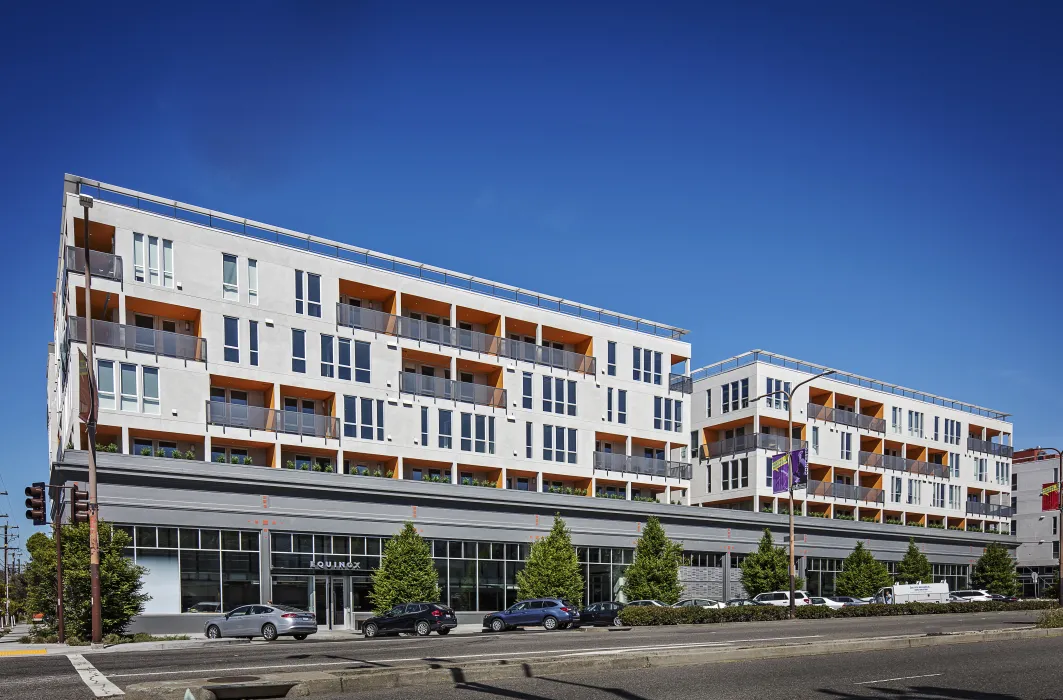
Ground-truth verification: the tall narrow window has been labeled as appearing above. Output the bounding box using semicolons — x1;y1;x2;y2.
607;388;613;422
654;397;662;430
618;390;627;424
706;389;711;417
291;329;306;373
320;334;334;377
223;316;239;363
133;233;145;282
632;347;641;380
840;432;852;460
147;236;160;286
475;415;487;453
543;424;553;461
120;362;138;412
489;417;496;455
653;352;662;385
643;349;652;382
460;413;472;451
294;270;304;314
567;428;577;463
566;380;576;416
97;360;115;410
812;426;820;455
421;406;429;446
664;398;673;431
343;396;357;438
338;338;351;380
607;342;616;376
522;372;532;409
360;397;374;439
162;240;173;288
376;400;384;441
249;321;259;366
307;273;322;317
674;400;682;432
247;259;258;305
554;377;564;414
354;340;371;383
439;409;452;448
142;366;160;414
721;383;731;414
222;254;238;300
525;422;532;458
555;426;565;463
542;376;552;412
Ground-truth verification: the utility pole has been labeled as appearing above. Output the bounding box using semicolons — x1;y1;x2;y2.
80;192;102;644
3;523;8;628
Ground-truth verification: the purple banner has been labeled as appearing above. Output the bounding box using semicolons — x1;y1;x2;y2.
791;448;808;488
771;453;790;494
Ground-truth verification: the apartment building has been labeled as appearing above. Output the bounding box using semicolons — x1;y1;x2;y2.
689;351;1015;534
1013;448;1060;597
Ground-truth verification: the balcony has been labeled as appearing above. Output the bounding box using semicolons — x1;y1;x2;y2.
335;303;398;335
206;401;339;439
807;403;885;433
966;501;1014;518
68;317;207;362
66;246;123;282
699;432;807;460
859;451;949;479
593;451;692;480
967;437;1013;459
399;371;506;409
506;339;595;375
806;479;884;504
669;373;693;394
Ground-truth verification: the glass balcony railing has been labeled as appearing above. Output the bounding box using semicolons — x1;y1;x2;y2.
966;501;1014;518
399;371;506;409
806;479;884;504
66;246;123;281
68;317;206;362
807;403;885;433
699;432;807;460
669;373;693;394
206;401;339;439
859;451;949;479
967;437;1013;459
592;451;692;480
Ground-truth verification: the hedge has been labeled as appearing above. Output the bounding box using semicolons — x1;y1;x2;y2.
618;600;1060;626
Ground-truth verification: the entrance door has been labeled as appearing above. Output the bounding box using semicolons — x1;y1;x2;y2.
313;576;350;630
331;578;347;629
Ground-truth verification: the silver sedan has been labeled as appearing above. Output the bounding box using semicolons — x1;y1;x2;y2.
204;604;317;641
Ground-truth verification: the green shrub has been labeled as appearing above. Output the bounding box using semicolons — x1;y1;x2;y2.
807;511;827;518
834;513;854;521
1037;608;1063;628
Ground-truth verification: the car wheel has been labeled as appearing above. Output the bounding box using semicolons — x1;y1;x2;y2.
490;618;505;633
293;634;307;641
363;622;379;638
543;616;558;631
437;628;450;635
415;621;431;636
206;625;221;639
612;616;622;627
261;623;278;642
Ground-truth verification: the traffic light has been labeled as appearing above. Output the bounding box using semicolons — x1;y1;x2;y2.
25;482;46;525
70;488;90;524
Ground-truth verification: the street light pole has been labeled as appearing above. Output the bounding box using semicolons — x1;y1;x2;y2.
80;193;102;645
752;369;835;619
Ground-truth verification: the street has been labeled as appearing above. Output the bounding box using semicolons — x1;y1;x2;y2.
0;610;1050;699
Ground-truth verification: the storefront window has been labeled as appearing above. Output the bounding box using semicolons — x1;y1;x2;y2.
449;559;477;610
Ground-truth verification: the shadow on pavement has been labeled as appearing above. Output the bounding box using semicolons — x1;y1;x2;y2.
818;685;1023;700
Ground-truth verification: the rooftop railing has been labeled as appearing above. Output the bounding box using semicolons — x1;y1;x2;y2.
669;373;693;394
68;316;207;362
688;350;1009;421
592;451;692;480
66;246;123;282
70;175;687;340
806;479;884;504
967;437;1014;459
859;451;949;479
205;400;339;439
399;371;506;409
807;403;886;433
699;432;807;460
966;501;1014;518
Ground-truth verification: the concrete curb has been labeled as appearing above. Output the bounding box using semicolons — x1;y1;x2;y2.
121;626;1063;700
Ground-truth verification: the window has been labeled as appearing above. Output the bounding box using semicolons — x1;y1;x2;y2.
907;480;922;506
706;464;712;493
120;362;138;411
338;338;350;380
249;321;259;366
97;359;115;410
690;430;698;455
908;411;924;438
522;372;532;409
1054;517;1058;537
892;407;903;433
706;389;711;418
475;415;487;453
674;400;682;433
343;396;357;438
632;347;641;380
162;240;173;288
891;476;902;503
933;417;940;441
933;483;946;508
421;407;429;446
949;485;961;510
376;400;385;441
439;409;452;448
944;419;961;445
320;334;334;377
840;432;852;460
555;426;565;463
542;376;552;412
653;352;662;386
741;378;749;408
607;388;613;422
607;342;616;376
222;254;238;300
304;273;320;317
142;366;160;414
976;457;988;482
461;413;472;451
566;380;576;416
247;259;258;305
654;397;662;430
950;452;961;478
543;424;553;461
360;397;374;439
765;457;772;487
554;378;565;414
643;349;652;383
618;390;627;424
722;459;748;490
223;316;239;363
295;270;304;314
134;234;173;287
354;340;370;383
721;383;730;414
567;428;577;463
811;426;820;456
996;461;1009;485
765;378;790;410
526;422;532;458
654;397;680;432
291;330;306;373
133;233;144;282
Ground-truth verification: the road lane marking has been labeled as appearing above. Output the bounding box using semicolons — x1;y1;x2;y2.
855;673;943;685
106;634;823;679
69;654;125;697
0;649;47;656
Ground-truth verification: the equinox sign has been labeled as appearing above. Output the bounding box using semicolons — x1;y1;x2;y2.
309;560;361;570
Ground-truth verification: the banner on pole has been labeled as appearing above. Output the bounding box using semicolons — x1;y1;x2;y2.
78;348;97;425
790;448;808;488
771;453;790;494
1042;482;1060;512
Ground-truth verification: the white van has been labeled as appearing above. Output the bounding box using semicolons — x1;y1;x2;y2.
752;590;811;606
872;582;950;604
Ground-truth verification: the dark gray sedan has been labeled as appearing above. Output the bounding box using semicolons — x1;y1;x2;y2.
204;604;317;641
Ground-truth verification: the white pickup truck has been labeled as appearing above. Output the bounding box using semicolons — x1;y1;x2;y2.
872;582;950;604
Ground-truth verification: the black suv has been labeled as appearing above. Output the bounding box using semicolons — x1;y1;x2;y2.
361;602;458;638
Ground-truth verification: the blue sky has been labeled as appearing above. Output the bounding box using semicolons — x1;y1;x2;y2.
1;1;1061;543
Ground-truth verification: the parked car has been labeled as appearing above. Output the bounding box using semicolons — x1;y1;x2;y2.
580;601;626;626
830;596;868;607
949;594;969;602
988;594;1019;603
726;598;766;607
625;600;668;607
674;598;726;609
187;601;221;613
204;604;317;641
952;589;994;602
751;590;811;607
482;598;580;632
361;602;458;638
809;597;844;609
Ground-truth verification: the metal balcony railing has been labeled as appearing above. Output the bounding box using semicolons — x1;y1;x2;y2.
669;373;693;394
966;501;1014;518
592;451;692;480
335;303;398;335
967;437;1014;459
68;317;207;362
699;432;808;460
807;403;886;433
399;371;506;409
66;246;123;281
806;479;884;504
206;400;339;439
859;451;949;479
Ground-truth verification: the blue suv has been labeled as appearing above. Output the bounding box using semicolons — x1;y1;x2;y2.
482;598;580;632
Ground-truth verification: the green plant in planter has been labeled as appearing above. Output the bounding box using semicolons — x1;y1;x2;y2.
230;456;240;464
385;469;394;478
885;518;902;525
633;496;657;503
761;506;774;513
184;450;196;460
140;447;153;456
928;523;945;529
834;513;855;521
807;511;827;518
371;468;382;477
860;516;878;522
324;465;334;473
284;460;296;470
242;456;253;465
906;521;925;528
215;454;226;463
170;450;183;460
155;449;166;458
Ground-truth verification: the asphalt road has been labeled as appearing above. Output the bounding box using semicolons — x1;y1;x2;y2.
0;610;1047;700
322;635;1063;700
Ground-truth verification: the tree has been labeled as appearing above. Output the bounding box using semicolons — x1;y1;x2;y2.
369;522;440;614
836;542;893;598
971;542;1019;596
24;522;149;639
740;529;803;597
622;517;684;604
516;514;583;605
896;538;933;584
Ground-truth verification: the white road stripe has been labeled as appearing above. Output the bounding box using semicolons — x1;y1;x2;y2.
107;635;822;679
855;673;943;685
69;654;125;697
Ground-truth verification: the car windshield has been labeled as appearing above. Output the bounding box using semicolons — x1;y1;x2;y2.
272;604;308;613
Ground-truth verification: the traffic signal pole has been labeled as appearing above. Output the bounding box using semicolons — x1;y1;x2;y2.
55;489;65;645
80;193;102;645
